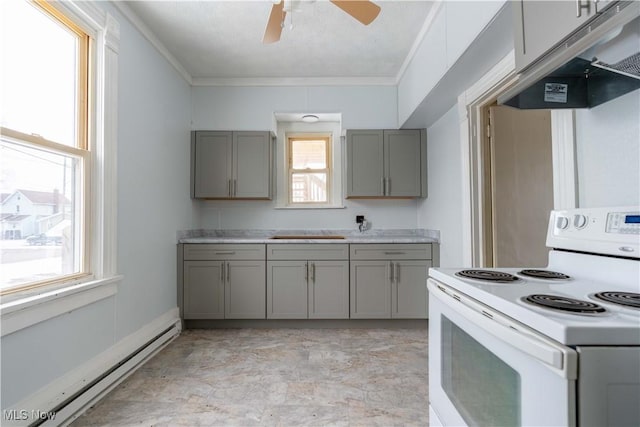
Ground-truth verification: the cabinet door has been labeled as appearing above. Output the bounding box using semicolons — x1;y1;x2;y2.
346;130;384;197
233;131;271;199
183;261;224;319
384;130;422;197
514;0;599;73
392;260;431;319
267;261;308;319
350;260;391;318
225;260;266;319
193;131;233;198
308;261;349;319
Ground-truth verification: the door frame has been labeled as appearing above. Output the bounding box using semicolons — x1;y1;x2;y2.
457;51;577;267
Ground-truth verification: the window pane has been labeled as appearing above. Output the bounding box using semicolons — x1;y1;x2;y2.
291;173;327;203
1;0;79;146
291;139;327;169
0;139;82;290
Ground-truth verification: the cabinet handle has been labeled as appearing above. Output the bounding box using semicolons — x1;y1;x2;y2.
576;0;590;17
395;262;400;283
386;178;391;195
228;179;232;197
226;262;230;282
384;251;406;255
381;177;385;195
233;179;237;196
389;261;394;282
304;262;309;282
221;262;225;282
311;263;316;282
215;251;236;255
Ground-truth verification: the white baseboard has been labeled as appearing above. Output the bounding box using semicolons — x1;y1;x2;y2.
3;307;181;426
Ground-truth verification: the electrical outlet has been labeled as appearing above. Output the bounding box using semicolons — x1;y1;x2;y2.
356;215;364;224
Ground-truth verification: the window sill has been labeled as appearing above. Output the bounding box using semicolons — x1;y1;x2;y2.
274;205;346;210
0;275;122;337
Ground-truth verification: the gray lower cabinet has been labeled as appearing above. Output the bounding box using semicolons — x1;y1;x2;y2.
181;242;437;322
182;244;266;319
350;244;434;319
350;261;391;318
224;260;266;319
266;244;349;319
184;261;225;319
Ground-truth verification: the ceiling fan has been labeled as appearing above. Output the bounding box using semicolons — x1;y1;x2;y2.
263;0;381;44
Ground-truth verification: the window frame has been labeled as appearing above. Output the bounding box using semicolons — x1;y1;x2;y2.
286;135;332;206
0;0;121;335
0;0;91;296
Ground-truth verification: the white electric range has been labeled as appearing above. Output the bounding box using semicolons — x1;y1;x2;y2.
427;206;640;427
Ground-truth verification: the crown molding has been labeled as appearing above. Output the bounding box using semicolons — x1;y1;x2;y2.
110;1;192;85
191;76;397;87
395;0;443;85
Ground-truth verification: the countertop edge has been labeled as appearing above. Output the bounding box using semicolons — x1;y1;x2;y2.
177;229;440;244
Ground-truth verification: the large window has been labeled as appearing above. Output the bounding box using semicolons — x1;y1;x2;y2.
287;135;331;205
1;0;90;294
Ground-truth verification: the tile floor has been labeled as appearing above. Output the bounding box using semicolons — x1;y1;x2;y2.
72;328;429;426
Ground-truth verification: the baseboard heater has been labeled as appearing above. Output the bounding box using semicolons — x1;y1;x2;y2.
35;321;180;427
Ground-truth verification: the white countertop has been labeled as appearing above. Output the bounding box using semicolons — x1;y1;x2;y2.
178;229;439;244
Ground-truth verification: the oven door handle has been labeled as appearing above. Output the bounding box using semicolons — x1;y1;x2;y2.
428;279;577;379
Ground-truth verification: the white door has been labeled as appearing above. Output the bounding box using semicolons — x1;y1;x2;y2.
489;106;553;267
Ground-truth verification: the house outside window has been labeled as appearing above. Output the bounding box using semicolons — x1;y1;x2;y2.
287;136;331;205
1;0;90;293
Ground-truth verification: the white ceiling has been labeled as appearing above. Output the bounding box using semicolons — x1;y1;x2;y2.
122;0;435;85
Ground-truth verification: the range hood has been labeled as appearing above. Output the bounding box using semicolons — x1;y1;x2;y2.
499;2;640;110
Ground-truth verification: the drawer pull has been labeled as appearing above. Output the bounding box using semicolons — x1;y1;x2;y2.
215;251;236;255
384;251;406;255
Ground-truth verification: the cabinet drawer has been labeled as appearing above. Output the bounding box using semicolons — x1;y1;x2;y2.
267;244;349;260
183;244;265;260
350;244;432;260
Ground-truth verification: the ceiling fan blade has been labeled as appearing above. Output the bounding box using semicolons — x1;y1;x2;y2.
330;0;381;26
263;1;286;44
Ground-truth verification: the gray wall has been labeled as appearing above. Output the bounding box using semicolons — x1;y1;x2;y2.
575;89;640;208
416;106;464;267
1;2;194;408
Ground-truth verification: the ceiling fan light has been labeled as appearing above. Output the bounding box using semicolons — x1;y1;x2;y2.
301;114;319;123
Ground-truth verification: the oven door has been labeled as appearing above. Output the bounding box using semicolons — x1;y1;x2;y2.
428;279;578;427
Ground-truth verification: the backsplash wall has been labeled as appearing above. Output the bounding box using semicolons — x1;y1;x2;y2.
197;199;419;231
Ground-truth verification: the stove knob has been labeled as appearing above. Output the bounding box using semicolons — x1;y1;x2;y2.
556;216;569;230
573;214;588;229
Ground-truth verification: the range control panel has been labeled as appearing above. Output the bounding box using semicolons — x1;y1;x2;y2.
547;207;640;257
606;212;640;235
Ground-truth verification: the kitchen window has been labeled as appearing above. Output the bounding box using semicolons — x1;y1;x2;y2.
287;135;331;205
0;0;120;331
1;0;90;294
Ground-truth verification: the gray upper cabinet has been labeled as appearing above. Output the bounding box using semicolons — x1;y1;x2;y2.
346;129;426;198
191;131;273;199
514;0;614;73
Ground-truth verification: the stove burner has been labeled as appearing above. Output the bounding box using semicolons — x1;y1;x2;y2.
518;269;570;280
523;294;606;314
593;292;640;309
456;270;520;283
